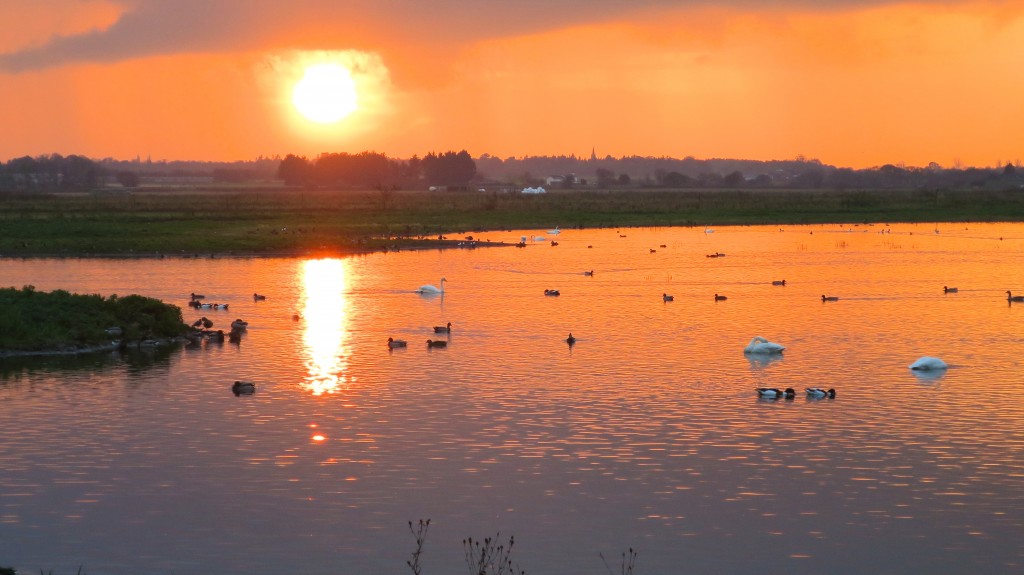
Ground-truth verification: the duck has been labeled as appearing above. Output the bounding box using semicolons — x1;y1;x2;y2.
232;380;256;396
744;336;785;354
426;339;447;348
387;337;407;349
805;387;836;399
214;303;229;310
772;280;786;286
584;270;594;276
663;293;674;302
230;319;248;331
198;303;213;309
1007;291;1024;302
714;293;728;301
253;293;267;301
433;322;452;333
544;289;561;296
756;387;795;399
822;295;839;302
943;286;958;294
909;356;948;371
190;292;205;301
566;332;576;345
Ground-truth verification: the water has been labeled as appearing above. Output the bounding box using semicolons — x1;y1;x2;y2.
1;222;1023;574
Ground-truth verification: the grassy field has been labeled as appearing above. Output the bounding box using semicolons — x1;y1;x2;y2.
2;187;1024;257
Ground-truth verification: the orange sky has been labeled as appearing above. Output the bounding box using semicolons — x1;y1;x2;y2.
1;0;1022;169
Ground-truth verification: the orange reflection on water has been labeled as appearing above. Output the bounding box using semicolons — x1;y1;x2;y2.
300;258;349;396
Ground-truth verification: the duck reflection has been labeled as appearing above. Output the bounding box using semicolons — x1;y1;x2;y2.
301;258;349;396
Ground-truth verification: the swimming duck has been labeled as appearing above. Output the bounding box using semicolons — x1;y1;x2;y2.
214;303;229;310
1007;291;1024;302
566;332;576;345
544;289;561;296
714;293;728;301
387;337;407;349
756;387;795;399
230;319;248;331
943;286;957;293
805;388;836;398
821;295;839;302
663;293;674;302
433;322;452;333
253;293;267;301
426;339;447;348
772;280;786;286
232;381;256;395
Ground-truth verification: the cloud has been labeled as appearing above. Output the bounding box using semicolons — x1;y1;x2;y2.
0;0;940;73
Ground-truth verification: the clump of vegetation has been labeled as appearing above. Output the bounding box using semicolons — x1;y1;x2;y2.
0;285;188;352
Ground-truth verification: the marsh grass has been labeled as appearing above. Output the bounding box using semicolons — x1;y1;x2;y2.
3;187;1024;256
0;286;187;352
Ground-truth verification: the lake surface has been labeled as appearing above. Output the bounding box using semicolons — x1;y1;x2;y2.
2;223;1023;575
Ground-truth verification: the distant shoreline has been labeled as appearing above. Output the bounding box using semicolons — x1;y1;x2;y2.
2;187;1023;257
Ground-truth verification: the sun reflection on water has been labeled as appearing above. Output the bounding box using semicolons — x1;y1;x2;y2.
301;258;349;396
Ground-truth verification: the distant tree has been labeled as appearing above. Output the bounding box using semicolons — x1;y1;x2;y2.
1004;163;1016;176
616;173;631;186
662;171;690;188
277;154;311;186
116;171;140;188
723;170;745;188
595;168;615;187
422;150;477;188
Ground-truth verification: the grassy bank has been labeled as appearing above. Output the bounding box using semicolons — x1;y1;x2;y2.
0;286;188;353
2;187;1024;256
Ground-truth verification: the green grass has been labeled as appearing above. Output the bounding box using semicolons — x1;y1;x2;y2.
2;187;1024;256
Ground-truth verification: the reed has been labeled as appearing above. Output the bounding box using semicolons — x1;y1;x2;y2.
2;187;1024;257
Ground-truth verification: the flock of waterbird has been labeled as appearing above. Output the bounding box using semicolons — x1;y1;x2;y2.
399;269;968;403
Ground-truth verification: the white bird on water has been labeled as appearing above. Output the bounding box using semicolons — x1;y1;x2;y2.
909;356;948;371
417;277;447;294
744;336;786;355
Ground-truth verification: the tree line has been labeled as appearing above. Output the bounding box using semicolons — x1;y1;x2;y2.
1;151;1021;193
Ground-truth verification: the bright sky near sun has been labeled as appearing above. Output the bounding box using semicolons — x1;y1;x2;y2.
1;0;1022;168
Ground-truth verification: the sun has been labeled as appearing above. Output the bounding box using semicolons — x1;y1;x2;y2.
292;63;358;124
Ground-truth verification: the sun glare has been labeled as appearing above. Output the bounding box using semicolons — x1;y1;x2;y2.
292;63;358;124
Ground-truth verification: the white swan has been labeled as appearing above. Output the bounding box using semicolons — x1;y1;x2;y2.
744;336;786;354
909;356;948;371
417;277;447;294
548;226;561;234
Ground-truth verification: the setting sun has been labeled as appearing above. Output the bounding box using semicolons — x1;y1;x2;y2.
292;63;358;124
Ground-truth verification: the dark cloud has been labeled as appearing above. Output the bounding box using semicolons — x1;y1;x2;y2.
0;0;915;73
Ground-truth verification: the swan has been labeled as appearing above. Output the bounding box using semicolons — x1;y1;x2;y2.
426;339;447;348
1007;291;1024;302
548;226;561;234
663;293;674;302
417;277;447;294
756;387;795;399
387;337;407;348
822;295;839;302
744;336;785;354
566;332;576;345
805;388;836;398
943;286;957;294
232;381;256;395
714;293;728;301
909;356;948;371
433;322;452;333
